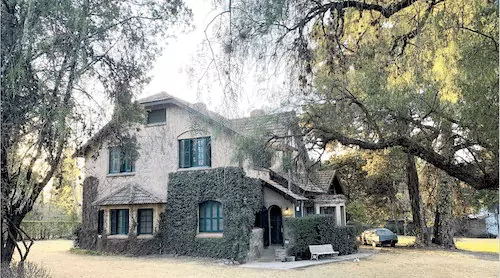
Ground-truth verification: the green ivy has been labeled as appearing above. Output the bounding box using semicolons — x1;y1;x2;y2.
160;167;263;262
284;215;357;259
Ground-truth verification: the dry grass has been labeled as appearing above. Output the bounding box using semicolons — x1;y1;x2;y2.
397;236;499;253
23;240;499;278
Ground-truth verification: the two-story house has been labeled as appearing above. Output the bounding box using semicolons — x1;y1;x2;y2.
76;92;346;258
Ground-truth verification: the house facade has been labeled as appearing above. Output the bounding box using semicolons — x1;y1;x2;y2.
77;92;347;258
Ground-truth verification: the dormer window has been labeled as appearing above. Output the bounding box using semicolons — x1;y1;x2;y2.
147;108;166;124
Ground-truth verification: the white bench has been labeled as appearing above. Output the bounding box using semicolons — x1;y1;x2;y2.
308;244;339;260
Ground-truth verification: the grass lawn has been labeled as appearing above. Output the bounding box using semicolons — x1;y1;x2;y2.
20;240;499;278
397;236;499;253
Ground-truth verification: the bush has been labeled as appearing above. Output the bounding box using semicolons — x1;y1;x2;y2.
1;262;51;278
72;223;82;248
285;215;357;260
20;220;80;240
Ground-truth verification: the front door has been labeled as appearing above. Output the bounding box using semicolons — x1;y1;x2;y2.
269;205;283;245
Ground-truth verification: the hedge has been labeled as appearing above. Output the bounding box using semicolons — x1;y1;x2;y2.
285;215;357;259
21;220;80;240
161;167;263;262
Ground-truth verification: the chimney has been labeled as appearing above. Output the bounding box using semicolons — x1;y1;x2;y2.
250;109;265;117
193;102;207;111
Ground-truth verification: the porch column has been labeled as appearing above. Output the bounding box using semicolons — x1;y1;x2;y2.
335;205;342;226
104;209;110;235
315;204;320;214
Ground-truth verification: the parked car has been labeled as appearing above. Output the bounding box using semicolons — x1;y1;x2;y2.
361;228;398;247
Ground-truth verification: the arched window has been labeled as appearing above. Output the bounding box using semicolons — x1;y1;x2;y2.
199;201;223;232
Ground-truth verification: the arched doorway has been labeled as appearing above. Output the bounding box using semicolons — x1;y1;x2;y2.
269;205;283;245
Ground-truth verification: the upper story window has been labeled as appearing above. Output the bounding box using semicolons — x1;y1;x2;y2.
179;137;211;168
199;201;223;233
109;147;135;174
147;108;166;124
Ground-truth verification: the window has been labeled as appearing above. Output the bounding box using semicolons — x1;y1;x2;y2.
320;206;337;224
110;209;129;235
179;137;211;168
305;206;315;216
138;209;153;235
147;108;166;124
109;147;135;174
97;210;104;235
340;206;345;226
199;201;223;233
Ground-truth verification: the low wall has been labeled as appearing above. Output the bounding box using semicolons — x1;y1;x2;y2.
97;234;161;255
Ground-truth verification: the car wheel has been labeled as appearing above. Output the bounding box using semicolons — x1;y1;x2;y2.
372;241;377;247
391;242;396;247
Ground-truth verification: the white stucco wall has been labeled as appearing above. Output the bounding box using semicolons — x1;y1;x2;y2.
84;104;240;202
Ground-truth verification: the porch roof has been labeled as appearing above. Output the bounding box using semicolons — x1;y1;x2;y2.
92;184;165;206
261;178;308;201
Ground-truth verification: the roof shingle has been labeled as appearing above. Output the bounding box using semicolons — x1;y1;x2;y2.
92;184;164;206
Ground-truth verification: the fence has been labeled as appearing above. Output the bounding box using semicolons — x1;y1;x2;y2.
21;220;80;240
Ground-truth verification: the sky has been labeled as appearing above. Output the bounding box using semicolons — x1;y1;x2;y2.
139;0;284;119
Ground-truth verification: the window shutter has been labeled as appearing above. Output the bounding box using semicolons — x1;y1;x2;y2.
98;210;104;234
179;140;191;168
109;148;121;173
205;137;211;167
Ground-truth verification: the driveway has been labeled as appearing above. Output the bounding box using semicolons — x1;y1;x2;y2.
23;240;499;278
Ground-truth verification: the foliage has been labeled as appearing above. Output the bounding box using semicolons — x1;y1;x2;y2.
327;148;411;225
69;248;102;256
162;167;263;262
284;215;357;259
20;221;79;240
233;135;273;168
345;201;368;224
1;0;191;264
214;0;498;190
1;262;51;278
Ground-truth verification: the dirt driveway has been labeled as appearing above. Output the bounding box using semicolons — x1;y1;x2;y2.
24;240;498;278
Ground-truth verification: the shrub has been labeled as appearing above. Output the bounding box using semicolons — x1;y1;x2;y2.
1;262;51;278
72;223;82;248
20;221;80;240
285;215;357;259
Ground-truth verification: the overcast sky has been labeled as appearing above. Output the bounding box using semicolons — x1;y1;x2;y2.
140;0;285;118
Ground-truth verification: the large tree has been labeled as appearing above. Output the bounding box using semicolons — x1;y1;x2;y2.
1;0;190;264
213;0;498;191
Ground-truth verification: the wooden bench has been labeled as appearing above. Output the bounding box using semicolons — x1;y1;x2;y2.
308;244;339;260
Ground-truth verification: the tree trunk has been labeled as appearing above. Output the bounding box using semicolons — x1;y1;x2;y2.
1;215;23;265
406;154;430;246
433;180;456;248
432;123;457;248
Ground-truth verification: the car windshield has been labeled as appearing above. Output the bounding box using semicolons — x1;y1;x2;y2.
376;229;393;235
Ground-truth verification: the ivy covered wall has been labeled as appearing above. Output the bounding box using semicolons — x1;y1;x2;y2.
161;167;263;262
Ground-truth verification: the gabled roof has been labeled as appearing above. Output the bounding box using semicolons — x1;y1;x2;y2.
311;169;345;194
272;169;345;195
261;178;308;201
273;171;324;193
92;184;165;206
229;111;297;138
